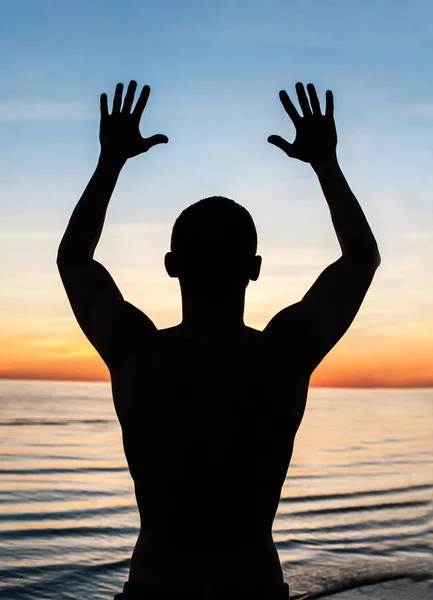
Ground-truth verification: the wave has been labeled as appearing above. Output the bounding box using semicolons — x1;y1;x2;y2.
0;465;127;474
0;556;431;600
0;524;138;540
0;558;130;600
300;572;433;599
0;418;112;426
0;488;119;501
0;502;133;522
289;498;430;517
280;512;433;535
281;482;433;504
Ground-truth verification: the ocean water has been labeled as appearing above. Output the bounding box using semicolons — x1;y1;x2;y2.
0;379;432;600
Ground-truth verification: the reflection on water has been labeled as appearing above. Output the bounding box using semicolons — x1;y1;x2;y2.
0;380;432;599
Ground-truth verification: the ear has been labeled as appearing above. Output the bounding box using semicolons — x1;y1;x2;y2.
164;252;178;278
249;255;262;281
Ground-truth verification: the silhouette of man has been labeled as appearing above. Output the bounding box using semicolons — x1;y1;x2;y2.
57;81;381;600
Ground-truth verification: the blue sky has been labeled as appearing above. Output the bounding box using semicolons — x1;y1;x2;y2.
1;0;433;384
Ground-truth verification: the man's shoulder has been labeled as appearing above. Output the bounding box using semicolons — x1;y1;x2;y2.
155;324;263;336
244;325;263;335
151;324;268;358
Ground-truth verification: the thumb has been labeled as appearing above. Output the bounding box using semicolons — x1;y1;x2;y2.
267;135;295;158
142;134;169;152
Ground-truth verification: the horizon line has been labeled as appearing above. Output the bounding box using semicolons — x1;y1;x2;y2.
0;376;432;390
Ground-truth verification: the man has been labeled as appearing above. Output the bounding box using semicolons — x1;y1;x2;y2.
57;80;381;600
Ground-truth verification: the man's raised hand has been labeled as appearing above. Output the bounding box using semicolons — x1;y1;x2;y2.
99;81;168;163
268;83;337;166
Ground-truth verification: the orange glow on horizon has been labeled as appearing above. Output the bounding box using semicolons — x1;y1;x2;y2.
1;331;432;388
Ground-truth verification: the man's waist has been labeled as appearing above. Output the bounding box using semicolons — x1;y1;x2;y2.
116;581;289;600
135;529;275;554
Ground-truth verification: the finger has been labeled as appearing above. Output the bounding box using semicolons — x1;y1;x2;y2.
295;82;312;117
100;93;108;118
112;83;124;115
142;134;169;152
267;135;295;158
279;90;301;124
325;90;334;117
133;85;151;119
122;80;137;113
306;83;321;115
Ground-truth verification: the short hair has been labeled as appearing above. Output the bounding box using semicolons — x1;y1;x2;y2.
170;196;258;288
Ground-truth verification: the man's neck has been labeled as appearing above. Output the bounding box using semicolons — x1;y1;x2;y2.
179;285;246;333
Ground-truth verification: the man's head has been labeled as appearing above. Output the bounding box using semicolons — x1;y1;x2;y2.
165;196;262;296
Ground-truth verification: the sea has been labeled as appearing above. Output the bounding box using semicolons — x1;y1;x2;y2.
0;379;432;600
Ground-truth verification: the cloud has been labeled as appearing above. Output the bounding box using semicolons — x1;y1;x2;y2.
103;221;171;235
0;231;60;240
0;100;95;122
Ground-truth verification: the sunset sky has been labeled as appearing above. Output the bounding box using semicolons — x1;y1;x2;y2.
1;0;432;387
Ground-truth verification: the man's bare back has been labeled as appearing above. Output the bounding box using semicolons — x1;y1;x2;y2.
112;323;308;584
57;80;381;593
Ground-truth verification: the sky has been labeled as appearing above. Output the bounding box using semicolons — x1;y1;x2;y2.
0;0;432;387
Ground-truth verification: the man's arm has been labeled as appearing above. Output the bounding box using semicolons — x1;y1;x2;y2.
57;81;168;370
57;154;124;264
265;83;381;381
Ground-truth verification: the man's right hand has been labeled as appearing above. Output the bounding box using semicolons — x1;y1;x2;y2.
99;80;168;165
268;82;338;167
